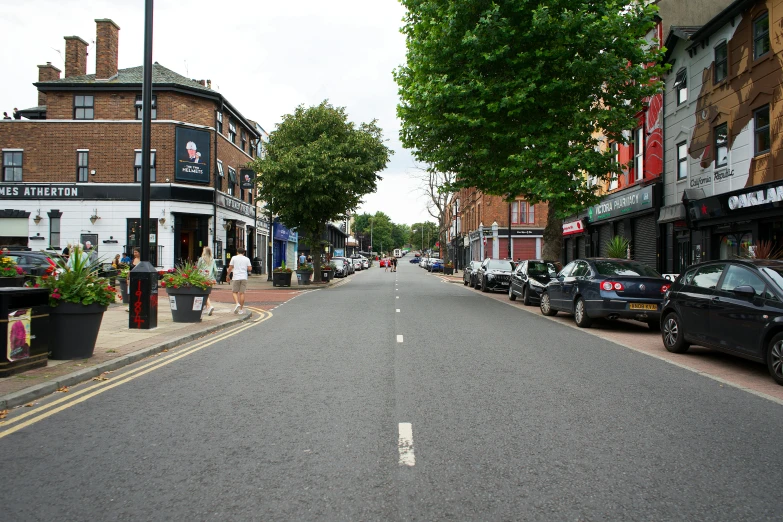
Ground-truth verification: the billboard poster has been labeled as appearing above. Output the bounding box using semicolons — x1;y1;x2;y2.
175;127;211;183
240;169;255;190
7;308;31;361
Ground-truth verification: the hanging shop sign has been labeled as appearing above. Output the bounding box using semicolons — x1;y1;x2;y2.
587;185;654;223
562;220;585;236
175;126;211;183
239;169;256;190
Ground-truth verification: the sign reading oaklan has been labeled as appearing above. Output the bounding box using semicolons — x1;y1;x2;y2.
0;184;80;198
216;193;254;218
587;185;653;223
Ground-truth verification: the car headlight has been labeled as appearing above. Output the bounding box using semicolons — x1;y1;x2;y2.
487;273;494;280
529;279;544;288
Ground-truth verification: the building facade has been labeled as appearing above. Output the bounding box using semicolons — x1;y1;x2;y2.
0;19;267;270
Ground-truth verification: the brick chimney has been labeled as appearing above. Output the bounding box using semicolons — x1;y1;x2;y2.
37;62;61;106
64;36;88;78
95;19;120;80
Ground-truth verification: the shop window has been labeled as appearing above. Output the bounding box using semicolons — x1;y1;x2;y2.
677;142;688;180
3;150;23;181
134;150;157;182
74;95;94;120
634;127;644;181
754;13;770;60
714;123;728;168
674;69;687;105
754;105;770;156
216;111;223;134
719;232;752;259
714;42;728;83
77;150;89;182
135;95;157;119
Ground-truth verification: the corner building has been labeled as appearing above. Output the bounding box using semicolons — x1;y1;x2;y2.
0;19;268;269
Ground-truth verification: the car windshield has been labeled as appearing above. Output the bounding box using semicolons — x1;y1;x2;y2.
528;262;557;276
487;260;513;270
595;260;661;277
762;266;783;291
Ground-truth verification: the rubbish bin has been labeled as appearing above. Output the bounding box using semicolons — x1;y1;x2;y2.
0;287;50;377
252;257;263;275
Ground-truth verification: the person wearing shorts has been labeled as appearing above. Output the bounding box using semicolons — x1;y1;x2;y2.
227;247;253;315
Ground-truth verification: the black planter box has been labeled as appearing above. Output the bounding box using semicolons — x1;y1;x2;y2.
273;272;292;287
444;267;454;275
321;270;333;282
166;286;212;323
0;288;50;376
49;302;108;360
296;270;313;285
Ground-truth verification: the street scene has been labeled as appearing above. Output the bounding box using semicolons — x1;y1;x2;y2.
2;0;783;519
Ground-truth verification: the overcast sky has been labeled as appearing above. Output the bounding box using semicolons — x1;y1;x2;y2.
0;0;435;226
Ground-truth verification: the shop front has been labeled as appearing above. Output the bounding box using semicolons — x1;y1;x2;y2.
683;179;783;263
480;225;544;260
468;230;481;261
216;192;256;266
272;220;298;270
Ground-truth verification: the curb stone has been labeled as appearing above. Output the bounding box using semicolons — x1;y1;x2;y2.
0;311;253;410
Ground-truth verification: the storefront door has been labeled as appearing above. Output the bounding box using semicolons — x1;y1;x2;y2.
126;218;158;266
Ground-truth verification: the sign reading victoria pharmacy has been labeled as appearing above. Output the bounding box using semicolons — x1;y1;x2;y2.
175;127;211;183
587;185;653;223
0;184;80;198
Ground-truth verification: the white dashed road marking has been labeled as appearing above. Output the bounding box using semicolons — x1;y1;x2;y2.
396;335;403;343
396;309;400;313
398;423;415;466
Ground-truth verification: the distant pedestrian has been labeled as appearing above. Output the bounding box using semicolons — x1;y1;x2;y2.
84;241;98;265
392;257;398;272
198;246;218;316
228;247;252;315
61;246;70;262
384;258;389;273
132;248;141;267
120;252;131;264
306;255;312;264
112;254;122;269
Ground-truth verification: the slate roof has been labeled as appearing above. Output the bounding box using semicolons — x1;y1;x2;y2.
35;63;212;93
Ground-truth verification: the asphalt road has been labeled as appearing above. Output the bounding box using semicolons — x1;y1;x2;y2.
1;260;782;521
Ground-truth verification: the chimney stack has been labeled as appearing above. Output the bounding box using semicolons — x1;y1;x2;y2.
207;79;212;89
199;79;206;86
37;62;62;106
64;36;89;78
95;19;120;80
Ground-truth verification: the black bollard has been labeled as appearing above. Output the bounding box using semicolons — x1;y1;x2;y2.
128;261;158;329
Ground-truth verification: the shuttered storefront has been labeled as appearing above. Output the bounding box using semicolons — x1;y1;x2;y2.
598;223;613;257
633;213;657;268
576;236;585;260
513;238;537;260
565;238;574;262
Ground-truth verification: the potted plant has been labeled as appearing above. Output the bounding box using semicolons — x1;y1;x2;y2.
321;262;335;283
159;261;215;323
444;261;455;275
296;262;314;285
273;261;293;287
606;236;631;259
0;255;26;288
34;244;116;359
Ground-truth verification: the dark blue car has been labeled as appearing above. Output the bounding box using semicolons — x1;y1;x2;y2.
429;259;444;272
539;258;669;329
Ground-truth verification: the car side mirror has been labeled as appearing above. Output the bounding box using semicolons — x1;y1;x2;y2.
557;274;565;281
732;285;756;298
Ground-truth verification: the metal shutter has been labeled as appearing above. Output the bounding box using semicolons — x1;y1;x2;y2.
576;236;585;260
513;238;537;260
633;213;657;268
598;224;613;257
616;220;625;239
565;238;574;262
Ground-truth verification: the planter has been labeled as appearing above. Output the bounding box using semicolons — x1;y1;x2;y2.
296;270;313;285
0;277;25;288
0;288;50;376
444;267;454;275
321;270;333;282
272;272;292;287
118;278;130;304
166;286;212;323
49;302;108;360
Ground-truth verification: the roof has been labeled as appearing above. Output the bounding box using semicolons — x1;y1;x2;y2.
663;26;702;63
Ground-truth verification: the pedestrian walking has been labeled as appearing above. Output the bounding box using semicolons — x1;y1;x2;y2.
384;258;389;273
227;247;252;315
197;246;218;316
392;257;398;272
84;241;98;265
111;254;122;269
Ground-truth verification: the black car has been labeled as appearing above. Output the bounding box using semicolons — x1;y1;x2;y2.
475;258;515;292
463;260;482;287
539;258;669;329
509;259;558;305
332;257;350;278
660;259;783;385
3;250;57;277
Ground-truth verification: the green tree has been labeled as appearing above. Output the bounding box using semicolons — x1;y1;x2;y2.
252;101;392;280
392;223;411;249
410;221;438;251
394;0;665;259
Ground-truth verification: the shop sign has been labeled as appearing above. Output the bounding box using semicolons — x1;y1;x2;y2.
0;184;79;198
562;220;584;236
587;185;653;223
687;180;783;223
728;185;783;210
463;237;470;247
273;222;296;242
469;230;480;241
239;169;255;190
216;193;255;218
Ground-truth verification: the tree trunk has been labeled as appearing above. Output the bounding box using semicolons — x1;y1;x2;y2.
542;201;562;262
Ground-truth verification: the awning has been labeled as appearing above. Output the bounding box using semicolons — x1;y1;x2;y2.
658;203;686;224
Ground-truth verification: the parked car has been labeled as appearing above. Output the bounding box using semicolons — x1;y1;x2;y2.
332;257;351;277
429;259;444;272
361;257;369;269
509;259;559;305
379;258;390;267
3;250;58;277
539;258;669;329
409;256;421;264
463;260;482;287
475;258;515;292
351;257;363;271
420;258;429;270
660;259;783;385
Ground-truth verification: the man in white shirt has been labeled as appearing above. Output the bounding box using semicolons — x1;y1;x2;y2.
227;247;253;314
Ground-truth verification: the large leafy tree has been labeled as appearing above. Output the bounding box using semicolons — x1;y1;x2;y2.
253;101;392;280
394;0;665;259
409;221;438;251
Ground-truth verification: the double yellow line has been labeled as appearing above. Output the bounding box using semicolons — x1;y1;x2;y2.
0;307;273;439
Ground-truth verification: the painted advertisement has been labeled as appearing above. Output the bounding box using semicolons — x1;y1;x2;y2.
7;308;31;361
175;127;211;183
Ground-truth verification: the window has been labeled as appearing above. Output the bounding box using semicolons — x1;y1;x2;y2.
559;262;577;277
216;111;223;134
241;130;247;152
49;211;62;249
217;159;224;177
572;262;590;278
714;42;728;83
754;105;770;155
74;95;94;119
77;151;89;182
691;264;725;289
714;122;728;167
609;142;619;189
719;265;766;296
134;95;157;119
677;141;688;179
674;69;687;105
134;150;157;182
3;151;23;181
634;127;644;181
754;13;770;60
228;120;237;143
227;167;236;196
511;201;533;224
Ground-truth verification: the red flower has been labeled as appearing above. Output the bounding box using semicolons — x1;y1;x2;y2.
15;266;24;275
51;292;61;300
34;283;40;288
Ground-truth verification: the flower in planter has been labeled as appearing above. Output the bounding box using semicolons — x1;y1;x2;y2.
273;261;293;273
298;263;314;272
158;261;215;290
33;245;115;307
0;256;26;278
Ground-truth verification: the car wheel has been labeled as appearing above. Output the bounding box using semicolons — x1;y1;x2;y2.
766;333;783;385
540;292;557;316
481;277;489;292
463;278;468;286
508;285;517;301
574;297;592;328
522;285;531;306
647;320;661;332
662;312;690;354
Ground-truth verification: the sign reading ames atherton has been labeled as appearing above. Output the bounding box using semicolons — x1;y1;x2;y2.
0;184;80;198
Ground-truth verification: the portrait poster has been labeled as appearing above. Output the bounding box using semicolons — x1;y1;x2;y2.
192;296;204;311
7;308;31;361
240;169;255;190
175;127;211;183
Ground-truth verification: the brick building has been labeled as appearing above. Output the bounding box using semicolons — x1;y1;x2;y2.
0;19;285;269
